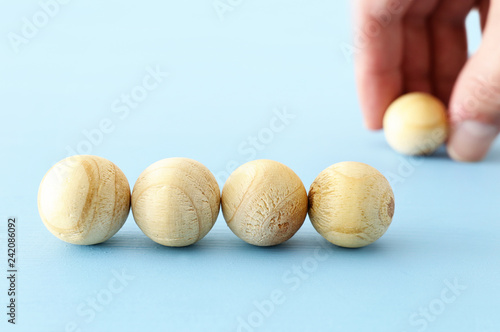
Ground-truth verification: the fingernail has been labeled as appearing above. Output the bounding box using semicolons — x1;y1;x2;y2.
447;120;499;162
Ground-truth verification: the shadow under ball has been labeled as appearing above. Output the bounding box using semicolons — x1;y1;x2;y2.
221;159;308;246
132;158;220;247
308;161;395;248
38;155;131;245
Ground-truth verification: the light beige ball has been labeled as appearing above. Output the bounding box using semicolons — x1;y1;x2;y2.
38;155;131;245
221;160;308;246
132;158;220;247
308;162;395;248
383;92;448;155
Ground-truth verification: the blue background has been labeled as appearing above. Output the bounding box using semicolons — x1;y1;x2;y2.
1;1;499;331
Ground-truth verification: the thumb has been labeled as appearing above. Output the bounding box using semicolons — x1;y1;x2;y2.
447;4;500;162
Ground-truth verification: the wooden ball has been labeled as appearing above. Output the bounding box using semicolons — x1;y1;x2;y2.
132;158;220;247
221;160;308;246
383;92;448;155
308;162;395;248
38;155;131;245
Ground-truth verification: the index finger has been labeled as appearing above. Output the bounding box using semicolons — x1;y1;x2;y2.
354;0;412;129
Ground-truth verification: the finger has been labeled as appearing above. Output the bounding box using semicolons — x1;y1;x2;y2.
401;0;440;94
354;0;413;130
447;0;500;162
477;0;490;31
430;0;475;105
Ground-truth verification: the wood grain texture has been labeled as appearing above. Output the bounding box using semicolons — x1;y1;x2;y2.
221;159;308;246
131;158;220;247
308;162;395;248
38;155;131;245
383;92;448;155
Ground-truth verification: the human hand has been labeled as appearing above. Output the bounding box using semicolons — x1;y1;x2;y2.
355;0;500;161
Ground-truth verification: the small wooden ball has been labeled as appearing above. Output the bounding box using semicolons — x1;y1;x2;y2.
132;158;220;247
221;160;308;246
38;155;131;245
383;92;448;155
308;162;395;248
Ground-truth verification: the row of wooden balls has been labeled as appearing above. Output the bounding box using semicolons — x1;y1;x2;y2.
38;156;395;249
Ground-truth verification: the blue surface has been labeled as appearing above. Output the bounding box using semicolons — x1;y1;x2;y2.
1;1;499;332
